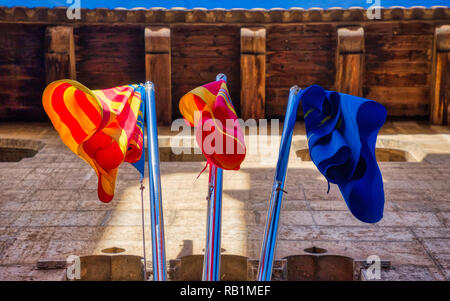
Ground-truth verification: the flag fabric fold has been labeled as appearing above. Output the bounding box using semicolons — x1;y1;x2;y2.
42;79;145;203
130;85;146;181
300;85;387;223
179;80;246;170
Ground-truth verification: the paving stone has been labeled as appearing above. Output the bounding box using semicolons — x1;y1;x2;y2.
0;265;36;281
0;188;34;203
0;168;33;182
377;212;442;227
29;189;81;202
0;227;18;239
303;186;342;201
278;211;315;226
391;200;450;212
1;122;450;280
426;266;447;281
16;227;55;242
20;201;79;211
43;240;96;260
77;200;117;211
0;211;21;227
312;211;368;226
27;268;66;281
12;211;67;227
422;239;450;254
0;200;25;211
52;226;104;241
373;265;439;281
432;189;450;202
438;212;450;227
433;253;450;269
108;210;151;226
444;269;450;280
60;211;109;227
101;226;149;242
275;226;415;242
0;238;16;258
0;240;49;265
309;199;395;212
413;228;450;239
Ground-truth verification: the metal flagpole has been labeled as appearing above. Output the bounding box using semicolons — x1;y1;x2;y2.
144;81;167;281
139;180;147;280
257;85;302;281
202;73;227;281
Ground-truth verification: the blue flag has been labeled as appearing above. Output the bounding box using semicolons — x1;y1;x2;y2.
131;84;146;181
300;85;387;223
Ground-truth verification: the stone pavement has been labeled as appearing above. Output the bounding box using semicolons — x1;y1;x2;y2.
0;121;449;280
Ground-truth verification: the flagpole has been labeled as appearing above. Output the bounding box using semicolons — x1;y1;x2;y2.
202;73;227;281
257;86;301;281
144;81;167;281
139;180;148;280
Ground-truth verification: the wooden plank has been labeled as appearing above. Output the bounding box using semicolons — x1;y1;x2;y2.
365;49;431;64
44;26;76;84
145;26;171;125
431;25;450;125
448;53;450;124
365;86;429;102
145;27;170;53
266;86;337;118
171;25;240;119
364;22;434;36
365;35;433;51
145;54;172;125
266;50;335;87
364;26;434;118
75;25;145;90
336;54;364;96
240;27;266;54
266;73;334;88
240;27;266;120
267;51;334;66
241;54;266;120
265;24;336;118
365;72;429;86
267;24;336;37
336;27;364;96
364;86;429;116
366;61;430;73
267;36;336;52
337;27;364;54
0;24;46;121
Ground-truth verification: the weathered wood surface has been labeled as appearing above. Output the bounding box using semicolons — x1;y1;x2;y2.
364;22;434;117
240;28;266;120
0;15;449;122
336;27;364;96
171;25;241;119
0;24;47;121
74;25;145;90
145;27;172;125
266;24;336;118
431;25;450;125
336;54;364;96
44;26;76;84
241;27;266;54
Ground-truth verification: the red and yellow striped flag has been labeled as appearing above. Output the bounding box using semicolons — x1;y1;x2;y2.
42;79;145;203
179;79;246;170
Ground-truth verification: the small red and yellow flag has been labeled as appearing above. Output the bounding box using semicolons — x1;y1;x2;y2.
42;79;145;203
179;79;246;170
